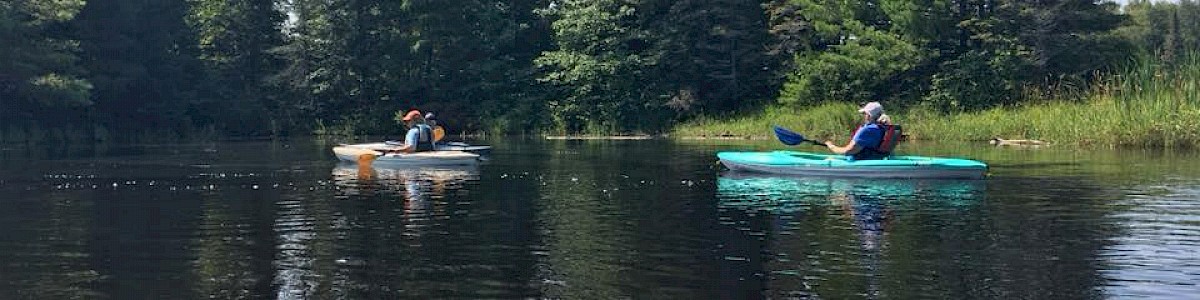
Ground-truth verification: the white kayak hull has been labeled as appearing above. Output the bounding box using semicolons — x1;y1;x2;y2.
435;143;492;154
332;145;479;166
356;141;493;155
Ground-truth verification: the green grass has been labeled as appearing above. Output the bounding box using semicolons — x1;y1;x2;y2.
676;55;1200;148
674;102;865;142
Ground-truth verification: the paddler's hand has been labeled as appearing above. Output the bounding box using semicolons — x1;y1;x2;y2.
823;141;838;153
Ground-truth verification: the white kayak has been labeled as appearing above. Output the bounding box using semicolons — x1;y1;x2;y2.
363;141;492;155
333;145;480;166
392;141;492;155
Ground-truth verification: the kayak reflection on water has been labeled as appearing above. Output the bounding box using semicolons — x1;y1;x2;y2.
715;173;986;298
717;173;984;247
716;173;984;213
331;163;481;242
331;163;480;190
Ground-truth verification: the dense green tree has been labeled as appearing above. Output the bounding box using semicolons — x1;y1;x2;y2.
1121;0;1200;62
536;0;668;133
0;0;1183;139
896;0;1035;109
271;0;548;135
1016;0;1129;81
966;0;1127;104
402;0;542;133
0;0;91;127
188;0;287;135
269;0;338;132
769;0;920;106
649;0;782;114
72;0;211;133
473;0;556;133
767;0;1130;111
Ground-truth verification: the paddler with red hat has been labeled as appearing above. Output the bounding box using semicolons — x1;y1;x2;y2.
395;110;435;153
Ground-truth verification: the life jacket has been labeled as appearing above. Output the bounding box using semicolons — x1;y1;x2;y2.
849;123;902;160
414;124;435;152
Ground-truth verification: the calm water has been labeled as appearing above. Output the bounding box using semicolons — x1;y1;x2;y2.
0;139;1198;299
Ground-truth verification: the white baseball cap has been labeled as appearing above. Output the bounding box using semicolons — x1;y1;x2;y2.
858;102;883;118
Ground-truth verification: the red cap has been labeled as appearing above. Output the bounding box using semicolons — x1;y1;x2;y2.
402;110;422;121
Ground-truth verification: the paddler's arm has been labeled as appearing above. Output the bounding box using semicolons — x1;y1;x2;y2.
824;140;862;155
393;144;416;153
392;128;419;153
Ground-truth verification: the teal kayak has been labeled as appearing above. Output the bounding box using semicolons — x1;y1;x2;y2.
718;151;988;179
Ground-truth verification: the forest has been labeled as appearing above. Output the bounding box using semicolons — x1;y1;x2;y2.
2;0;1199;141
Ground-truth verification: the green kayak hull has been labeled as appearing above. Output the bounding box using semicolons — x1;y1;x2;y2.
718;151;988;179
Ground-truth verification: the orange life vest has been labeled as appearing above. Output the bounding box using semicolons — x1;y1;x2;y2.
849;124;903;158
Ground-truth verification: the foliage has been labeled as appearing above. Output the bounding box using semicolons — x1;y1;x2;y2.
271;0;547;136
778;20;920;106
72;0;211;134
679;54;1200;148
187;0;287;136
534;0;662;134
674;102;862;141
651;0;782;114
1119;0;1200;63
769;0;920;106
0;0;1194;143
770;0;1131;110
0;0;91;123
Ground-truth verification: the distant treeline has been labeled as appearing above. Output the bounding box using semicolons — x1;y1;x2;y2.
2;0;1198;140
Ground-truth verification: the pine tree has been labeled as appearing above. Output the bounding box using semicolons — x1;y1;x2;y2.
770;0;920;106
188;0;287;135
535;0;666;133
0;0;91;126
73;0;210;133
652;0;781;114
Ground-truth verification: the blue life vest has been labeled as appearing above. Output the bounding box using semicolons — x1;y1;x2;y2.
414;124;434;152
850;124;902;160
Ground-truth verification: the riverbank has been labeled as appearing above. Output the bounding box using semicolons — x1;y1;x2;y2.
675;100;1200;148
676;58;1200;148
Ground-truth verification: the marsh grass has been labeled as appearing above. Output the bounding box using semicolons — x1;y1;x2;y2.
674;103;864;141
912;54;1200;147
676;55;1200;148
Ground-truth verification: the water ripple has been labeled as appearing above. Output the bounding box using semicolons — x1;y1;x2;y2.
1102;185;1200;299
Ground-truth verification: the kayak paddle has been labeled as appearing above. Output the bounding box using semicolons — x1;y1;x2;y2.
432;125;446;143
773;125;824;146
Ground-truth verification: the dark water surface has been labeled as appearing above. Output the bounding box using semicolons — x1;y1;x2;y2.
0;139;1197;299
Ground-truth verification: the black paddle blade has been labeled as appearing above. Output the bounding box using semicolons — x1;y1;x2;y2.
773;125;806;146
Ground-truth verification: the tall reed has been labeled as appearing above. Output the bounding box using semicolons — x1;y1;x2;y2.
677;53;1200;148
910;53;1200;147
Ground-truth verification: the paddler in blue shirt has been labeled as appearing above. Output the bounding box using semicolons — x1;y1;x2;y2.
395;110;435;153
824;102;890;161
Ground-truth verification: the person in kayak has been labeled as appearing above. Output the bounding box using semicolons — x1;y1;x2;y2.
824;102;899;160
395;110;435;153
424;112;447;144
